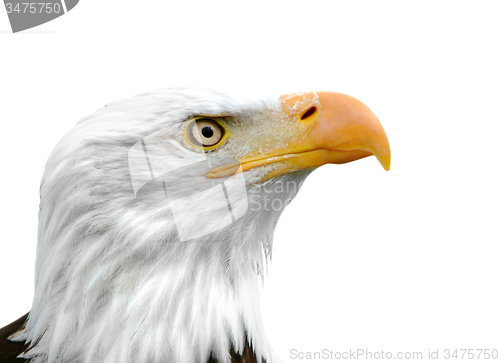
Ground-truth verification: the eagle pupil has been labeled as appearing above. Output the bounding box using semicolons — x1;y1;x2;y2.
201;126;214;138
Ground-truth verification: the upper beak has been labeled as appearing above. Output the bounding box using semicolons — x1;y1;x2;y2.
209;91;391;179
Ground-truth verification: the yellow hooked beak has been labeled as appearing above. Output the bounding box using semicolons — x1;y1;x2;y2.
209;91;390;179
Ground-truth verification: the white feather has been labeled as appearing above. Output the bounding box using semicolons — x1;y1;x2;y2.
11;88;312;363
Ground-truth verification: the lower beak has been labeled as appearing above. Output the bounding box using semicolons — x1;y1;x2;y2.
209;91;391;179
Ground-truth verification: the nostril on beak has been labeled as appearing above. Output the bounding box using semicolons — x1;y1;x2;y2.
300;106;317;120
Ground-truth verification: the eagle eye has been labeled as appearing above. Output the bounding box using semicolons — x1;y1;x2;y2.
184;118;227;150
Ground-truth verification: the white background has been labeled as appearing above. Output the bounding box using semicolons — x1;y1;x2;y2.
1;1;499;362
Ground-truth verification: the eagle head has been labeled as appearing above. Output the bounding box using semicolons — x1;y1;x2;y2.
12;88;390;363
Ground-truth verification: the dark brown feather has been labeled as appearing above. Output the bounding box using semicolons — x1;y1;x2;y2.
208;338;265;363
0;313;30;362
0;315;263;363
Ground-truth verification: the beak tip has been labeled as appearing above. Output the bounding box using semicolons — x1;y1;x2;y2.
377;154;391;171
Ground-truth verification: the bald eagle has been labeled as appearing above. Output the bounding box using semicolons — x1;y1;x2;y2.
0;89;390;363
